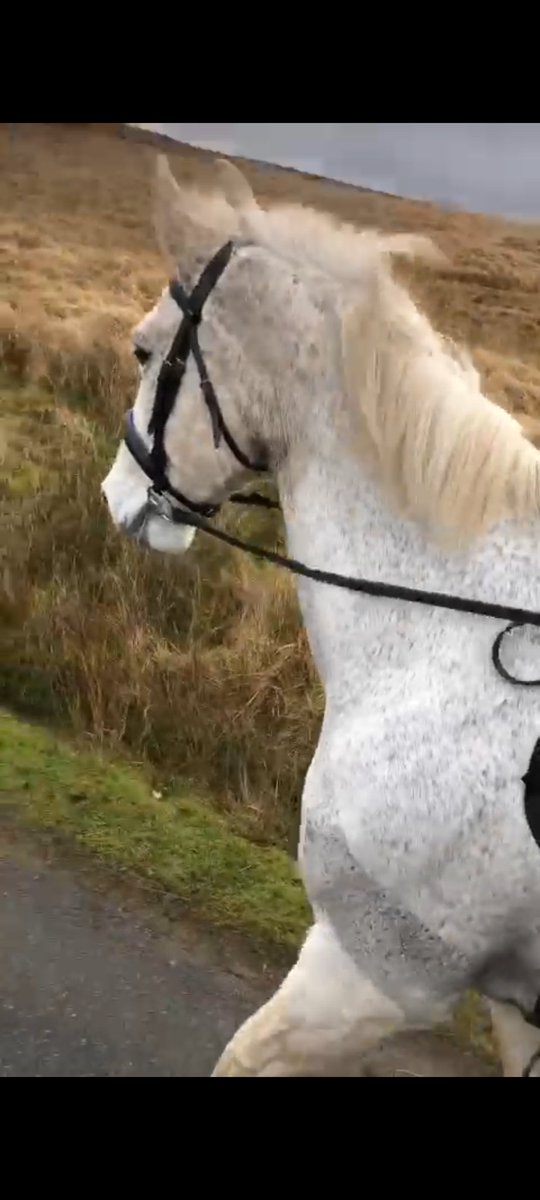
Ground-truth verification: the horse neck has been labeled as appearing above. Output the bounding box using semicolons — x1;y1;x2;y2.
275;389;540;696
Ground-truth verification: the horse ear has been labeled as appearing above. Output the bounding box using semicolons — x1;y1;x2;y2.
153;154;238;265
153;155;185;263
155;154;182;207
214;158;258;215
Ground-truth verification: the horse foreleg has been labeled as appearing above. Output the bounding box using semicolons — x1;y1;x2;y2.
212;920;403;1076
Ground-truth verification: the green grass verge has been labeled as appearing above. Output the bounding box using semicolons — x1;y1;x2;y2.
0;709;311;953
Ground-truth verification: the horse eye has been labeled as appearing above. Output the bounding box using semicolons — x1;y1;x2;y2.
134;345;151;366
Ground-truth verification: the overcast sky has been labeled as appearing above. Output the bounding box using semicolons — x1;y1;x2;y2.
135;123;540;218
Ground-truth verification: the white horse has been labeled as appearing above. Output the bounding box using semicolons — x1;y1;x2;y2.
102;155;540;1077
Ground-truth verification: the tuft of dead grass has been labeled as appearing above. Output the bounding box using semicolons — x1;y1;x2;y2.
3;122;540;849
0;367;319;847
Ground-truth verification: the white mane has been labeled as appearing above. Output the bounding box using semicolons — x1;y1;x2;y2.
341;269;540;539
244;201;441;282
243;194;540;541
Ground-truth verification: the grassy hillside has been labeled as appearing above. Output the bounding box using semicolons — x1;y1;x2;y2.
2;122;540;850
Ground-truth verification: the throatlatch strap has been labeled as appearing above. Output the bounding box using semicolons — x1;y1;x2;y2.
523;738;540;852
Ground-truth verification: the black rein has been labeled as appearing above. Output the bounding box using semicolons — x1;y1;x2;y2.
159;503;540;630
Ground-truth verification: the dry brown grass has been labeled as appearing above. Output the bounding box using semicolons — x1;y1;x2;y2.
3;122;540;848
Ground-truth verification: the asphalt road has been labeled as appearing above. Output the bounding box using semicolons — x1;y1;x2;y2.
0;832;497;1077
0;836;270;1077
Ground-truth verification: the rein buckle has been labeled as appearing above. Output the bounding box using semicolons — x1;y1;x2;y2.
146;488;175;523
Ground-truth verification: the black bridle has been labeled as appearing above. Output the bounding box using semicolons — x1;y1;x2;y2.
123;242;540;689
124;240;277;535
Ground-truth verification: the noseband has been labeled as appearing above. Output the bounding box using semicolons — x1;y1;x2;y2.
124;240;272;536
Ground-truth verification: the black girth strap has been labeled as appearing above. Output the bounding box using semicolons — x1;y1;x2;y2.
522;739;540;851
